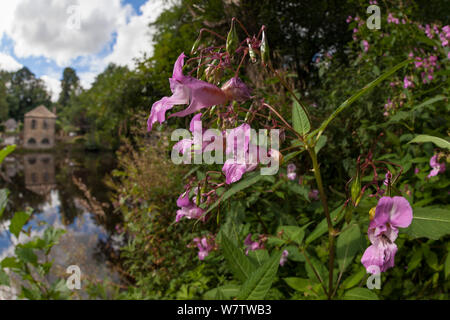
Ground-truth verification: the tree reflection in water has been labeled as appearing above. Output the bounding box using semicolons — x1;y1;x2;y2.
0;148;125;296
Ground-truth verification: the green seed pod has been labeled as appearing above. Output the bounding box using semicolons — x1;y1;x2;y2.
260;29;270;66
350;169;362;207
191;34;202;55
247;40;257;63
226;19;239;56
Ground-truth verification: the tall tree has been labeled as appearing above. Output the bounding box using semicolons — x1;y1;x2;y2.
6;67;51;120
58;67;81;108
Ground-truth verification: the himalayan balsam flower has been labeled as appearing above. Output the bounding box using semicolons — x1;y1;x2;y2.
403;76;414;89
279;250;289;266
287;163;297;181
175;191;206;223
222;123;258;184
427;154;446;178
362;40;369;52
193;237;215;260
244;233;264;255
361;196;413;273
147;53;227;131
221;77;252;102
308;189;319;201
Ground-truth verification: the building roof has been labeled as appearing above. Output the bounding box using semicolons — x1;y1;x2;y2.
24;105;57;119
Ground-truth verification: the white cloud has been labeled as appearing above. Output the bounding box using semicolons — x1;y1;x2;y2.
105;0;171;68
5;0;133;66
41;74;61;102
0;52;22;71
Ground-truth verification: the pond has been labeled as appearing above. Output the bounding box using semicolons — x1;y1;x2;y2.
0;146;124;298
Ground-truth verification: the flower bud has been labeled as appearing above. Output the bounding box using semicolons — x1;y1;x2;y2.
226;18;239;56
221;77;252;102
247;39;257;63
260;28;270;66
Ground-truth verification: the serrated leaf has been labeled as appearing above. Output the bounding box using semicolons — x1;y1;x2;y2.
336;224;362;273
408;134;450;150
314;135;327;154
9;211;31;238
237;250;282;300
276;225;305;245
15;247;38;265
204;285;240;300
403;207;450;240
248;249;269;267
316;59;410;139
341;268;366;289
292;100;310;136
205;172;264;215
407;249;422;274
343;287;379;300
305;204;344;244
219;233;255;282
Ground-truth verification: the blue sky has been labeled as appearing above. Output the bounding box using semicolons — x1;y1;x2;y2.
0;0;171;101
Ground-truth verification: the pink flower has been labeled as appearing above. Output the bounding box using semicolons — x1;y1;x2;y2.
287;163;297;181
346;16;352;23
244;234;264;255
279;250;289;266
362;40;369;52
414;167;420;175
222;123;258;184
403;76;414;89
175;191;206;223
193;236;215;260
147;53;227;131
308;189;319;201
361;197;413;273
427;154;446;178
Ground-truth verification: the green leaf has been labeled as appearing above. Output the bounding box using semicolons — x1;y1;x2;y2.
343;287;379;300
408;134;450;150
292;100;310;136
237;250;282;300
314;135;327;154
276;225;306;245
305;204;344;244
411;95;446;112
336;224;362;273
205;172;265;215
445;252;450;280
15;247;38;265
341;268;366;289
9;211;32;238
204;285;240;300
0;145;16;165
284;277;311;292
248;249;269;267
219;233;255;282
0;269;9;286
315;59;411;139
1;257;19;269
0;188;8;219
407;249;423;274
403;207;450;240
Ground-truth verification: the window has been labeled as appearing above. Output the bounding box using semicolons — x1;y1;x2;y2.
31;119;36;129
43;120;48;130
28;157;36;165
28;138;36;145
41;138;50;145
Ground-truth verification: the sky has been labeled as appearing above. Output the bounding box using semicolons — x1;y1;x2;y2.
0;0;172;101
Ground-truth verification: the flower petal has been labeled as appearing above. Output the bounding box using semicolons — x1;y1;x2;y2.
388;196;413;228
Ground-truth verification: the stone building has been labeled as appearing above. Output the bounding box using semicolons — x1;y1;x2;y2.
24;153;56;196
23;105;57;149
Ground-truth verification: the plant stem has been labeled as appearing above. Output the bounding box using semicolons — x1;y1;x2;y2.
308;148;336;299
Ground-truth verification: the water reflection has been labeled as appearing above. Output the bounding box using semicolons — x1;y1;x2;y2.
0;149;123;298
